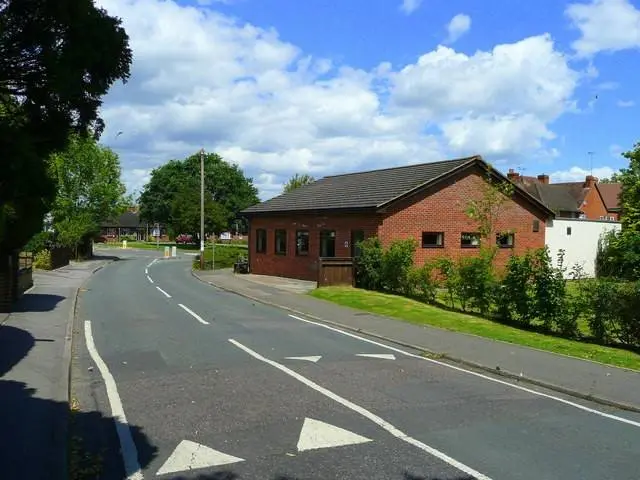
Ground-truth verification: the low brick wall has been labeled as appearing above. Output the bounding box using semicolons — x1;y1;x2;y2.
17;268;33;298
50;247;72;270
0;253;17;313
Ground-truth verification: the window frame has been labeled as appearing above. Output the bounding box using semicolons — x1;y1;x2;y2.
496;232;515;249
255;229;267;254
532;219;540;232
566;227;572;236
319;230;336;258
274;229;287;255
421;232;445;248
460;232;481;249
296;230;309;256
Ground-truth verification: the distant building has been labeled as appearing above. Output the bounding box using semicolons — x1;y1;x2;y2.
98;208;168;242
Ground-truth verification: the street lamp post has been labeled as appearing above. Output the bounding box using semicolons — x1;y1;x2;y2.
200;148;205;270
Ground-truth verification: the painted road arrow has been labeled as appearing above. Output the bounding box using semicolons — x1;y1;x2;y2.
356;353;396;360
296;418;372;452
285;355;322;363
156;440;244;476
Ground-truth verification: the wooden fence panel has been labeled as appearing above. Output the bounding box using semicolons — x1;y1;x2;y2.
317;257;354;287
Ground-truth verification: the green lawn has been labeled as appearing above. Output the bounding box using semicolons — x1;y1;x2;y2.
310;286;640;371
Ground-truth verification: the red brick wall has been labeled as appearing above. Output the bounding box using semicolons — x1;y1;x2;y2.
378;168;548;268
248;213;381;281
581;186;612;220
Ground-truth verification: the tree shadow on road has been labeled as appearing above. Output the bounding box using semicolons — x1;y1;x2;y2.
0;324;158;480
167;469;474;479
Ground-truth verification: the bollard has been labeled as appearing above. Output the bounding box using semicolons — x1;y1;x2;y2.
122;240;127;249
171;246;177;258
164;246;170;258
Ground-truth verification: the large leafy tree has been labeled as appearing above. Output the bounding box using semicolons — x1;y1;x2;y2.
0;0;132;255
618;143;640;232
283;173;315;193
139;152;259;236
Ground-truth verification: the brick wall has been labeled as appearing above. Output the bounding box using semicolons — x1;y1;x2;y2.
379;168;548;268
249;213;381;281
581;186;613;220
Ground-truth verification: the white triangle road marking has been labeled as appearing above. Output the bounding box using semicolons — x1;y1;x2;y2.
296;418;372;452
356;353;396;360
156;440;244;476
285;356;322;363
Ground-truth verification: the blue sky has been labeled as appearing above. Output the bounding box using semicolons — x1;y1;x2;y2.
97;0;640;199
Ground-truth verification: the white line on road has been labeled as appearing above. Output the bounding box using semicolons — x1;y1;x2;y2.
288;314;640;429
144;268;148;274
229;339;492;480
84;321;143;480
178;303;209;325
156;286;171;298
146;275;153;284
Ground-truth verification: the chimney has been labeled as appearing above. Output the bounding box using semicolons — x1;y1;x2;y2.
584;175;597;188
537;174;549;185
507;168;520;182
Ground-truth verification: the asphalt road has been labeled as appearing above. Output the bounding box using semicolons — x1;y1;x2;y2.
72;249;640;480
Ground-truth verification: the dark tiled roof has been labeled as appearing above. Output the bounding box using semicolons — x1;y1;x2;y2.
597;183;622;210
243;156;480;214
520;183;584;214
100;212;141;228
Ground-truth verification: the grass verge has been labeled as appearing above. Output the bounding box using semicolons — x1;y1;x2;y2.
310;286;640;371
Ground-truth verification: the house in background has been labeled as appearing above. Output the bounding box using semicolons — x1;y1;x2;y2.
507;170;621;221
98;208;168;242
506;170;623;277
241;156;555;281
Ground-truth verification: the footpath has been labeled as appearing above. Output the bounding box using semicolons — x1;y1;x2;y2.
0;258;108;480
194;268;640;413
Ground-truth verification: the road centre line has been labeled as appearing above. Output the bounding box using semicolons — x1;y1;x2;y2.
178;303;209;325
146;275;153;284
229;339;491;480
156;286;171;298
84;321;143;480
288;314;640;429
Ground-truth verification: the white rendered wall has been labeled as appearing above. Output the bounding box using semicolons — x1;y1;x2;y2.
545;219;622;278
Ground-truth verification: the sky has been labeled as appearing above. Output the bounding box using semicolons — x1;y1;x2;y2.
96;0;640;200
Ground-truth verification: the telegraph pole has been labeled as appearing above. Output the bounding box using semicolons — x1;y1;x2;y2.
200;148;205;269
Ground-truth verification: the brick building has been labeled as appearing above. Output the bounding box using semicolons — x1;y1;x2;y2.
242;156;554;281
507;170;622;221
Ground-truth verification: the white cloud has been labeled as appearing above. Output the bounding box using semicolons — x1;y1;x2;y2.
445;14;471;44
566;0;640;56
96;0;581;199
617;99;635;107
550;166;616;182
400;0;423;14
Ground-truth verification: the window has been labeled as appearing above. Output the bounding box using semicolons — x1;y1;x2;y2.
532;220;540;232
460;232;480;248
566;227;572;236
422;232;444;248
599;216;605;220
320;230;336;257
296;230;309;256
256;229;267;253
275;229;287;255
351;230;365;257
496;233;515;248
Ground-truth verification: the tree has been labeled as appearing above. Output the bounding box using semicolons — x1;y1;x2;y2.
0;0;132;255
139;152;259;236
283;173;315;193
618;143;640;232
169;180;228;240
48;134;128;256
465;167;515;242
600;173;621;184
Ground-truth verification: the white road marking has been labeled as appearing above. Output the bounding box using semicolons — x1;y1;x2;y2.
146;275;153;284
288;314;640;429
297;417;372;452
84;321;143;480
285;355;322;363
229;339;492;480
146;258;158;268
356;353;396;360
178;303;209;325
156;440;244;476
145;268;148;274
155;286;171;298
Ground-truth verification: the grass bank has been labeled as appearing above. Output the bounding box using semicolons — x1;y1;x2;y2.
310;286;640;371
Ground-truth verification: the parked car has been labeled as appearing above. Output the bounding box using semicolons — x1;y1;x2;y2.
175;234;194;244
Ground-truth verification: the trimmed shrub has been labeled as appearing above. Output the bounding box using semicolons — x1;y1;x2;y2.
381;239;416;294
455;249;496;315
193;244;248;270
24;231;55;254
406;263;438;303
355;237;384;290
531;248;574;335
33;249;53;270
495;252;536;325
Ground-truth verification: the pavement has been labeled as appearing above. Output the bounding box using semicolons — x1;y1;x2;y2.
193;268;640;413
68;249;640;480
0;256;113;480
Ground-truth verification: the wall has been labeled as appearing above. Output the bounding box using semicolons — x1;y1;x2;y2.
580;185;611;220
248;213;381;281
545;218;621;278
379;168;549;268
